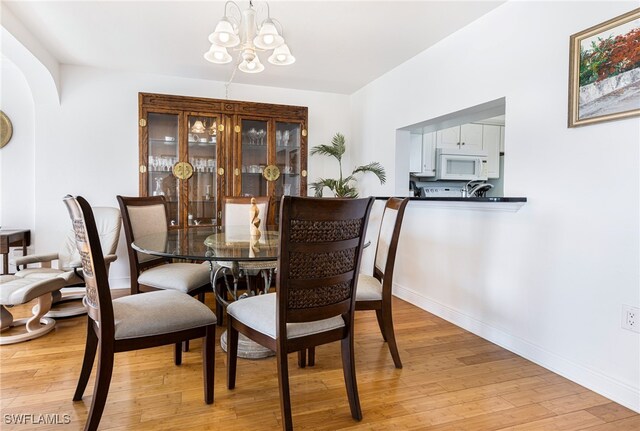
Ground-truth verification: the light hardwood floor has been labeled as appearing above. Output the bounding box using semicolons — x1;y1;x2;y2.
0;293;637;430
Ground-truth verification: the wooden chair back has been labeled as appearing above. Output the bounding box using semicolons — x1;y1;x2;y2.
63;195;115;335
224;196;270;231
373;198;410;289
116;195;170;293
277;196;375;329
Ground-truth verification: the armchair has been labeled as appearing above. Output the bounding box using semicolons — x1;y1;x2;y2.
14;207;121;317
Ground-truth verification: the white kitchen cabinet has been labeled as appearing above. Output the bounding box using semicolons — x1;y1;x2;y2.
436;124;483;150
482;125;501;178
421;132;436;176
436;126;460;148
409;132;436;176
409;134;423;173
460;124;483;150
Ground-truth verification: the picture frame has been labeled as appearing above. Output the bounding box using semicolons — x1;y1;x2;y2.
568;8;640;127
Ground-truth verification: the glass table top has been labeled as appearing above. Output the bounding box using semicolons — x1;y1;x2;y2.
131;226;279;262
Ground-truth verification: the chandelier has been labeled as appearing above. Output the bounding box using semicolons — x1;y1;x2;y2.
204;1;295;74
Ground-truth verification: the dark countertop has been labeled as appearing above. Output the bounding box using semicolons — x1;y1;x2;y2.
375;196;527;203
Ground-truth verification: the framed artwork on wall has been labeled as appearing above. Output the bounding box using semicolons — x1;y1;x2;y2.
568;8;640;127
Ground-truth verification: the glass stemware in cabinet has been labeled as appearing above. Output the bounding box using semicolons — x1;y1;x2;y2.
153;177;164;196
147;112;180;223
188;114;218;227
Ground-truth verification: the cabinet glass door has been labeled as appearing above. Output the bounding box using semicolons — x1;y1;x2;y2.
147;112;180;225
188;115;219;226
275;122;302;199
240;119;268;197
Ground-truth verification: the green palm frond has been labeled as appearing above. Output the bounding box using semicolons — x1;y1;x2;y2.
352;162;387;184
309;133;386;198
309;133;346;162
310;178;337;197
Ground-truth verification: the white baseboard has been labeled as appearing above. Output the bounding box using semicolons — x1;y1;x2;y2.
393;282;640;413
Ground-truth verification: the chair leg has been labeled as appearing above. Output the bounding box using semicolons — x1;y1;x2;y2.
182;340;190;352
203;326;215;404
382;306;402;369
341;334;362;421
375;309;387;342
277;347;293;431
84;342;115;431
308;347;315;367
297;349;306;368
215;282;225;327
174;343;182;366
226;320;239;390
73;319;98;401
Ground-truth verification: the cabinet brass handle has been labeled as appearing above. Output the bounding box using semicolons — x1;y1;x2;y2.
234;168;239;176
301;170;307;177
172;162;194;180
139;165;147;173
217;167;225;176
234;125;241;133
302;129;307;137
263;165;280;181
139;119;147;127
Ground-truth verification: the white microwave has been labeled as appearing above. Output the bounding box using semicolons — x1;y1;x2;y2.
436;148;488;181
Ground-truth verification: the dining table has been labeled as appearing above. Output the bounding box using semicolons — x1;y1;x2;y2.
132;225;280;359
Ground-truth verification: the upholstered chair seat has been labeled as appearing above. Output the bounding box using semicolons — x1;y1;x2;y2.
137;263;211;294
227;293;345;340
113;290;216;340
0;273;69;344
354;274;383;301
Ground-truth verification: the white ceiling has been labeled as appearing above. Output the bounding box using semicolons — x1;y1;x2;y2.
3;1;504;94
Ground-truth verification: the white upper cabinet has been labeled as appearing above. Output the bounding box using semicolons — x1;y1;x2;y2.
436;124;483;150
409;132;436;176
435;126;460;148
421;132;436;176
460;124;483;150
482;125;501;178
409;134;423;173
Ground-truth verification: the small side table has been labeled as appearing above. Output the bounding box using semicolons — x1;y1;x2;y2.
0;229;31;275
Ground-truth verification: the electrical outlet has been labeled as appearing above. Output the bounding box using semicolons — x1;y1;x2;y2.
622;305;640;333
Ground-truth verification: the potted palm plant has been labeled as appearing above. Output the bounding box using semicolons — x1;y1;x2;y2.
309;133;386;197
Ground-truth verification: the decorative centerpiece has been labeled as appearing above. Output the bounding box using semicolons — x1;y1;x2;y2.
249;197;261;259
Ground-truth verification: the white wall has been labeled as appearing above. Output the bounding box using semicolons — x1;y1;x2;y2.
0;57;36;272
351;1;640;411
1;62;350;287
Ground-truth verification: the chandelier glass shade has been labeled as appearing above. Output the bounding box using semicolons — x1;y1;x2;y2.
204;1;295;73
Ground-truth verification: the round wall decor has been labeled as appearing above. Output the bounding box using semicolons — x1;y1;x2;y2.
0;111;13;149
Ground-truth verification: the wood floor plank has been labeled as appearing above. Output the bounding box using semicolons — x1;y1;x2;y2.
0;295;636;430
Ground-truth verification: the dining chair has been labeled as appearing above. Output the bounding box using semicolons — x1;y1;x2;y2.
216;196;273;324
116;195;211;297
13;207;121;317
223;196;270;231
303;197;410;369
226;195;375;431
65;195;216;431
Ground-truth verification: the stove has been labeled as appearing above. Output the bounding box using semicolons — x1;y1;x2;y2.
420;186;463;198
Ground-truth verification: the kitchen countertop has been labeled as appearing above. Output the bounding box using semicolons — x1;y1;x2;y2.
375;196;527;202
374;196;527;212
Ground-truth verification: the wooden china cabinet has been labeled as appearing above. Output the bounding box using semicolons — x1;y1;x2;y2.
138;93;308;228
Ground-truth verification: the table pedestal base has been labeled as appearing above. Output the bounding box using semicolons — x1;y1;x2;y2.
219;329;274;359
